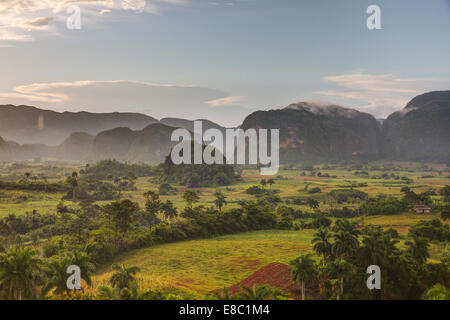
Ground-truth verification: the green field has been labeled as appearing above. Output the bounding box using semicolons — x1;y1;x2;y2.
91;229;316;298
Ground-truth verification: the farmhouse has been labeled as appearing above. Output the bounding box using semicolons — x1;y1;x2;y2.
412;205;431;214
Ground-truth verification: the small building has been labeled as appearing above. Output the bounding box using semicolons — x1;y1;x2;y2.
412;205;431;214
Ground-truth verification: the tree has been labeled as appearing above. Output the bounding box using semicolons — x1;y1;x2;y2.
67;172;79;202
43;257;73;295
160;200;178;219
237;285;285;300
103;200;138;237
332;231;359;260
441;207;450;229
326;259;353;300
312;228;332;265
109;264;140;292
0;248;43;300
289;253;316;300
182;190;200;208
425;284;450;300
439;185;450;202
260;179;267;189
306;198;319;210
144;191;162;224
267;179;275;188
334;219;360;237
405;237;429;264
213;191;227;211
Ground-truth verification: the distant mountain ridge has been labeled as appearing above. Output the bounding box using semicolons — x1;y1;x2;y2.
382;91;450;163
0;104;158;145
0;91;449;164
242;101;382;162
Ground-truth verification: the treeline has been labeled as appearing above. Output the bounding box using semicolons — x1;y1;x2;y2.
157;151;238;187
80;160;156;180
0;180;68;193
288;221;450;300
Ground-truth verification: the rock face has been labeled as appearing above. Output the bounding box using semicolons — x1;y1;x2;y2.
382;91;450;164
0;105;158;145
124;123;178;164
241;102;382;163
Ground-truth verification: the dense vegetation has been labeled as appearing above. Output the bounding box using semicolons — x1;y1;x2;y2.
0;160;448;300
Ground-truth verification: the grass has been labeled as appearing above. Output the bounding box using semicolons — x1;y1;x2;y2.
91;229;315;298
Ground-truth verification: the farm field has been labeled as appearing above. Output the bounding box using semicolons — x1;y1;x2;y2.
91;222;446;299
91;230;316;298
0;160;448;300
1;161;448;217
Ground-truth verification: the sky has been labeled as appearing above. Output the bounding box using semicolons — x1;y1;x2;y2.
0;0;449;126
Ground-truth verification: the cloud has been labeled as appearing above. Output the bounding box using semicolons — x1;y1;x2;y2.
0;0;187;42
205;95;245;107
315;73;450;118
0;80;252;127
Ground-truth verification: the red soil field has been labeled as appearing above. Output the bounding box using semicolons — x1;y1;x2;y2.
219;262;301;299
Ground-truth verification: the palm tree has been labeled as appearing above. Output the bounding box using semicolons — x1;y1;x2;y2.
425;284;450;300
358;233;385;267
97;282;161;300
43;251;95;296
213;191;227;211
237;285;277;300
212;288;234;300
43;257;73;295
68;250;95;286
405;237;429;264
289;253;316;300
326;259;353;300
312;228;332;265
160;200;178;219
332;231;359;260
109;264;140;291
334;219;360;237
0;248;43;300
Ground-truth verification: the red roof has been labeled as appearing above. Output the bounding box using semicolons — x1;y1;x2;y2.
413;205;431;210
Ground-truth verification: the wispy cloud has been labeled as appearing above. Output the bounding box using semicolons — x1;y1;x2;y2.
315;73;450;117
205;95;244;107
0;0;187;42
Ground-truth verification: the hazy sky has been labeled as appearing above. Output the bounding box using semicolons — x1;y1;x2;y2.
0;0;449;126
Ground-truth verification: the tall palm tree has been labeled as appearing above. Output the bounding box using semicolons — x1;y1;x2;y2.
332;231;359;261
326;259;353;300
109;264;140;291
312;228;332;265
358;233;385;267
0;248;43;300
289;253;316;300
